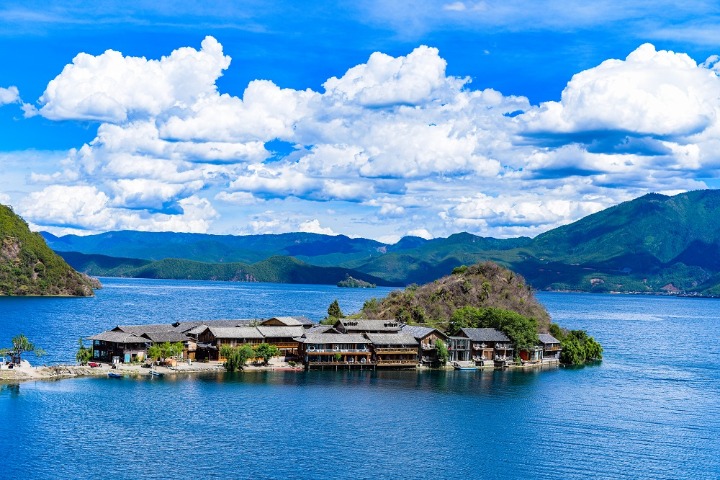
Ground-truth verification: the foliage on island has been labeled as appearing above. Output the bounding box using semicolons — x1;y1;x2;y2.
220;342;281;371
0;205;98;296
337;275;376;288
45;190;720;295
358;261;601;366
361;262;551;333
147;342;184;363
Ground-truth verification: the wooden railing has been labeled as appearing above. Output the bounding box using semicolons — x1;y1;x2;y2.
376;359;418;365
374;347;418;354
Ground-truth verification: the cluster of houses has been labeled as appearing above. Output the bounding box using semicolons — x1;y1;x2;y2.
88;317;562;370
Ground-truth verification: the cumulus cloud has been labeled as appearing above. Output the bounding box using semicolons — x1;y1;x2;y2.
0;86;20;105
16;38;720;239
38;36;230;122
522;44;720;137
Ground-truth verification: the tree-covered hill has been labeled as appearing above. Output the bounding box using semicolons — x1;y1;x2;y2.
360;262;551;332
42;190;720;295
0;205;97;296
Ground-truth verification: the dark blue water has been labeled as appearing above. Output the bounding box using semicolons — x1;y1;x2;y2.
2;281;720;479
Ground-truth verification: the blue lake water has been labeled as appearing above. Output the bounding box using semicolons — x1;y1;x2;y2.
2;279;720;479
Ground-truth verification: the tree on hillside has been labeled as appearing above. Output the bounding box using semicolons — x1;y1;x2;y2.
327;299;344;319
560;330;603;365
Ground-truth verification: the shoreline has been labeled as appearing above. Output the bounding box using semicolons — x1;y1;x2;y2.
1;359;560;384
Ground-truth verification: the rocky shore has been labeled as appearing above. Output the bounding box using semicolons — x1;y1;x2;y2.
0;359;302;383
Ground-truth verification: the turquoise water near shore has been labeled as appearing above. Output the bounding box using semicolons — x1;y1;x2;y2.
2;279;720;478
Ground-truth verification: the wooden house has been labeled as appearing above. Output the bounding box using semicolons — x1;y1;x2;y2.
538;333;562;362
299;332;373;369
400;325;448;365
365;333;419;368
459;328;514;366
256;325;305;358
447;336;470;362
140;331;196;360
88;331;149;363
197;326;265;361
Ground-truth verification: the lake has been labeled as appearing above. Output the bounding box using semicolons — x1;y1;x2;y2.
2;279;719;479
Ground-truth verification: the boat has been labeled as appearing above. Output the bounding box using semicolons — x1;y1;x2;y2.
149;370;164;377
107;372;123;378
452;362;476;371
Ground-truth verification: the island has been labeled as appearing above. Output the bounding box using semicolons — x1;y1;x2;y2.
337;275;376;288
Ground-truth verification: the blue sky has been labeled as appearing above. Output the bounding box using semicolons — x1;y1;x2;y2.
2;1;720;242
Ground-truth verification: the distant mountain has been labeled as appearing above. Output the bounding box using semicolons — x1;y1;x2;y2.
59;252;398;287
0;205;97;296
42;190;720;295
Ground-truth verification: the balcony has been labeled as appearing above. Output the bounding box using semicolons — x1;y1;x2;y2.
376;359;418;366
305;347;370;353
373;347;418;354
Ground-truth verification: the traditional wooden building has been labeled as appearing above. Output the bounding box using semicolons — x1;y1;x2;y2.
459;328;514;366
261;316;313;328
538;333;562;362
447;336;470;362
400;325;448;365
300;332;373;369
365;333;419;368
256;326;305;358
89;331;149;363
197;326;265;361
140;331;196;360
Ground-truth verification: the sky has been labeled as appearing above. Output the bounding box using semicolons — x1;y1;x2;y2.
2;1;720;243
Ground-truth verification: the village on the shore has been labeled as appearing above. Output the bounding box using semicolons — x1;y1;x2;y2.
85;316;562;371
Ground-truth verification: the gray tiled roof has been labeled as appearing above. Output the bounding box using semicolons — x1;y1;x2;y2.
174;319;257;333
257;326;305;338
337;319;401;332
142;332;191;343
538;333;561;345
401;325;448;341
365;333;419;346
208;327;264;339
301;333;370;344
460;328;510;343
114;324;175;334
88;331;149;344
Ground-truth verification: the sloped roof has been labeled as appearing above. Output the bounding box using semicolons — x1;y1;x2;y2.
114;324;175;335
142;332;191;343
538;333;561;345
460;328;510;343
257;326;305;338
301;333;370;344
262;317;303;326
88;331;148;344
337;319;401;332
401;325;448;341
174;319;257;333
365;333;418;346
208;327;264;339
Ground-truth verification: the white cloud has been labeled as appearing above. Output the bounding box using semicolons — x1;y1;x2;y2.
407;228;432;239
522;44;720;137
16;38;720;239
38;36;230;122
0;86;19;105
0;192;11;204
298;219;336;235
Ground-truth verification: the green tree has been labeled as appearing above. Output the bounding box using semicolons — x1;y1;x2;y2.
449;306;539;350
147;344;163;362
220;344;254;372
4;334;44;364
559;330;603;365
435;339;449;365
75;338;92;365
327;299;344;319
254;343;280;365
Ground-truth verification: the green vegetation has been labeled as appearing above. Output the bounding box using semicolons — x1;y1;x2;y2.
362;261;550;333
253;343;280;365
337;275;376;288
45;190;720;295
1;334;45;364
147;342;184;363
75;338;92;365
435;339;449;365
449;306;538;350
220;344;255;372
328;299;344;319
557;330;603;365
0;205;97;296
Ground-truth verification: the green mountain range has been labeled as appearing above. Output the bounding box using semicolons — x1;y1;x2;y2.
43;190;720;295
0;205;97;296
